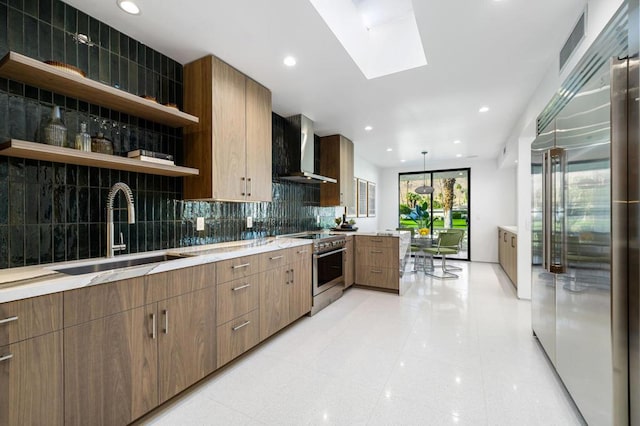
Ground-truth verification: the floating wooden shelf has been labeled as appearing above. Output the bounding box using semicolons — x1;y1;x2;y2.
0;51;199;128
0;140;199;177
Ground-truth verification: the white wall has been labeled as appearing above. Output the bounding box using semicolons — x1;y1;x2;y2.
379;158;516;263
502;0;624;299
336;155;381;232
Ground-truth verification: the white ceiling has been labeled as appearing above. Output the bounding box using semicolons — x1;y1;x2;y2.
64;0;586;169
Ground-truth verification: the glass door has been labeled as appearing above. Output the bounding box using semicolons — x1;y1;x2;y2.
398;168;470;260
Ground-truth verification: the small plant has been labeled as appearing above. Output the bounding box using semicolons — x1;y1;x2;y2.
348;219;356;225
335;217;342;226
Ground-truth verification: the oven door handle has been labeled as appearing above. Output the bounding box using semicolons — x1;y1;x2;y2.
313;248;346;259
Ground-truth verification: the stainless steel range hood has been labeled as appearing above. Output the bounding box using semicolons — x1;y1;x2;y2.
280;115;337;184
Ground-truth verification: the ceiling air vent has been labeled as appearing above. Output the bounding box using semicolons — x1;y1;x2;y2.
560;9;586;72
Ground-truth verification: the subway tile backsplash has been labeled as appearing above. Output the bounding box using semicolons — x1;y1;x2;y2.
0;0;335;269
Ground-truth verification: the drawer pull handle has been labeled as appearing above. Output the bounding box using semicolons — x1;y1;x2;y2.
0;316;18;325
150;313;156;339
371;250;383;254
297;249;308;254
371;239;383;242
269;255;284;260
232;320;251;331
232;284;251;291
232;263;251;269
0;353;13;362
371;270;382;274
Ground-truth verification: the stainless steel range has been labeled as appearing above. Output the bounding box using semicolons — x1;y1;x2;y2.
287;232;346;315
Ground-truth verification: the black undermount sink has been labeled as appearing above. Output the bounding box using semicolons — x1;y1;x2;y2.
53;254;185;276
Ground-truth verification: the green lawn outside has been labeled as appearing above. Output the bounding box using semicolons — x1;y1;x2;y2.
399;218;468;229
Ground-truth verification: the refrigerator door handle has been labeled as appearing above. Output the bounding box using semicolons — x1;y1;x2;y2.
542;151;550;272
549;147;567;274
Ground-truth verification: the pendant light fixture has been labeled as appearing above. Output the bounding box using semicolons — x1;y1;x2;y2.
415;151;434;195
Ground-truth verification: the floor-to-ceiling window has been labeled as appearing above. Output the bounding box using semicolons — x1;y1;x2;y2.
398;168;470;260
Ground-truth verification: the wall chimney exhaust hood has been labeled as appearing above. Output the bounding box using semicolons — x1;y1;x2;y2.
280;115;337;184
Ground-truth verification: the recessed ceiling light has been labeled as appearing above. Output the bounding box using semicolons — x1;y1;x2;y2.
283;56;297;67
515;160;519;163
479;106;490;113
116;0;140;15
400;159;406;162
453;140;461;144
365;126;373;131
456;154;462;158
386;148;393;152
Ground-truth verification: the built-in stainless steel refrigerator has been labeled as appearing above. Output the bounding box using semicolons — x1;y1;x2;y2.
531;6;630;425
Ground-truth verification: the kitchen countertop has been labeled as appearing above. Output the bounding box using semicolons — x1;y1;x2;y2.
329;230;410;238
499;226;518;234
0;237;312;304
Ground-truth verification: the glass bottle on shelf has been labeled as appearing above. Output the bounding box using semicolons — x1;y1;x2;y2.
74;122;91;151
43;105;67;147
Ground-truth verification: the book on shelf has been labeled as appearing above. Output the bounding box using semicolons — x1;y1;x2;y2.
127;149;174;161
132;155;175;166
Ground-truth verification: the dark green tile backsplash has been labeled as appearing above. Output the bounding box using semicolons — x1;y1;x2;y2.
0;0;335;269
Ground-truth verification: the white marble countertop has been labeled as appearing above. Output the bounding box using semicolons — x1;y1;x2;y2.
499;226;518;234
0;237;312;304
330;230;410;238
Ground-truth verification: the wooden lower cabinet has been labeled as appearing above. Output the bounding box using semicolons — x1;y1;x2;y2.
64;266;217;425
498;228;518;287
217;309;260;367
355;236;400;291
158;286;217;404
289;257;312;321
64;305;158;426
0;331;64;426
260;251;312;341
260;267;290;340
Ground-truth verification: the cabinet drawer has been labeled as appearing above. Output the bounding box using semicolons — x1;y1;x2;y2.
217;276;259;325
355;246;398;269
356;266;398;291
216;254;262;283
356;236;395;248
260;249;290;271
288;245;312;262
217;309;260;368
0;293;63;346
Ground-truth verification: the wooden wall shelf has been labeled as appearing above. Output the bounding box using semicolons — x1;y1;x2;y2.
0;52;199;128
0;140;199;177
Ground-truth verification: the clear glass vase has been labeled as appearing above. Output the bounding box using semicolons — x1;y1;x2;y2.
43;106;67;147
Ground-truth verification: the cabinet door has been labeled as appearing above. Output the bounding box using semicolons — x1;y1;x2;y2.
344;238;354;288
0;331;63;426
158;286;216;404
213;57;247;200
245;78;272;202
341;136;354;207
65;306;158;426
259;268;289;340
289;258;312;321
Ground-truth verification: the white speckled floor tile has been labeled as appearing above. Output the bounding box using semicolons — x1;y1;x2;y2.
136;261;583;425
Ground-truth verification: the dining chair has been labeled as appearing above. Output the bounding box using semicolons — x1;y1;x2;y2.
433;228;465;271
423;230;464;279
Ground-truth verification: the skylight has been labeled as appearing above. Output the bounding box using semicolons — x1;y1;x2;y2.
309;0;427;79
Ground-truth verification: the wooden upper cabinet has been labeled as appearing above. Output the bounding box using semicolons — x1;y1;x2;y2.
319;134;354;207
183;55;272;201
245;78;273;202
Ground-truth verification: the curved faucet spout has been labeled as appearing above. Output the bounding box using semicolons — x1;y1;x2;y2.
107;182;136;257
